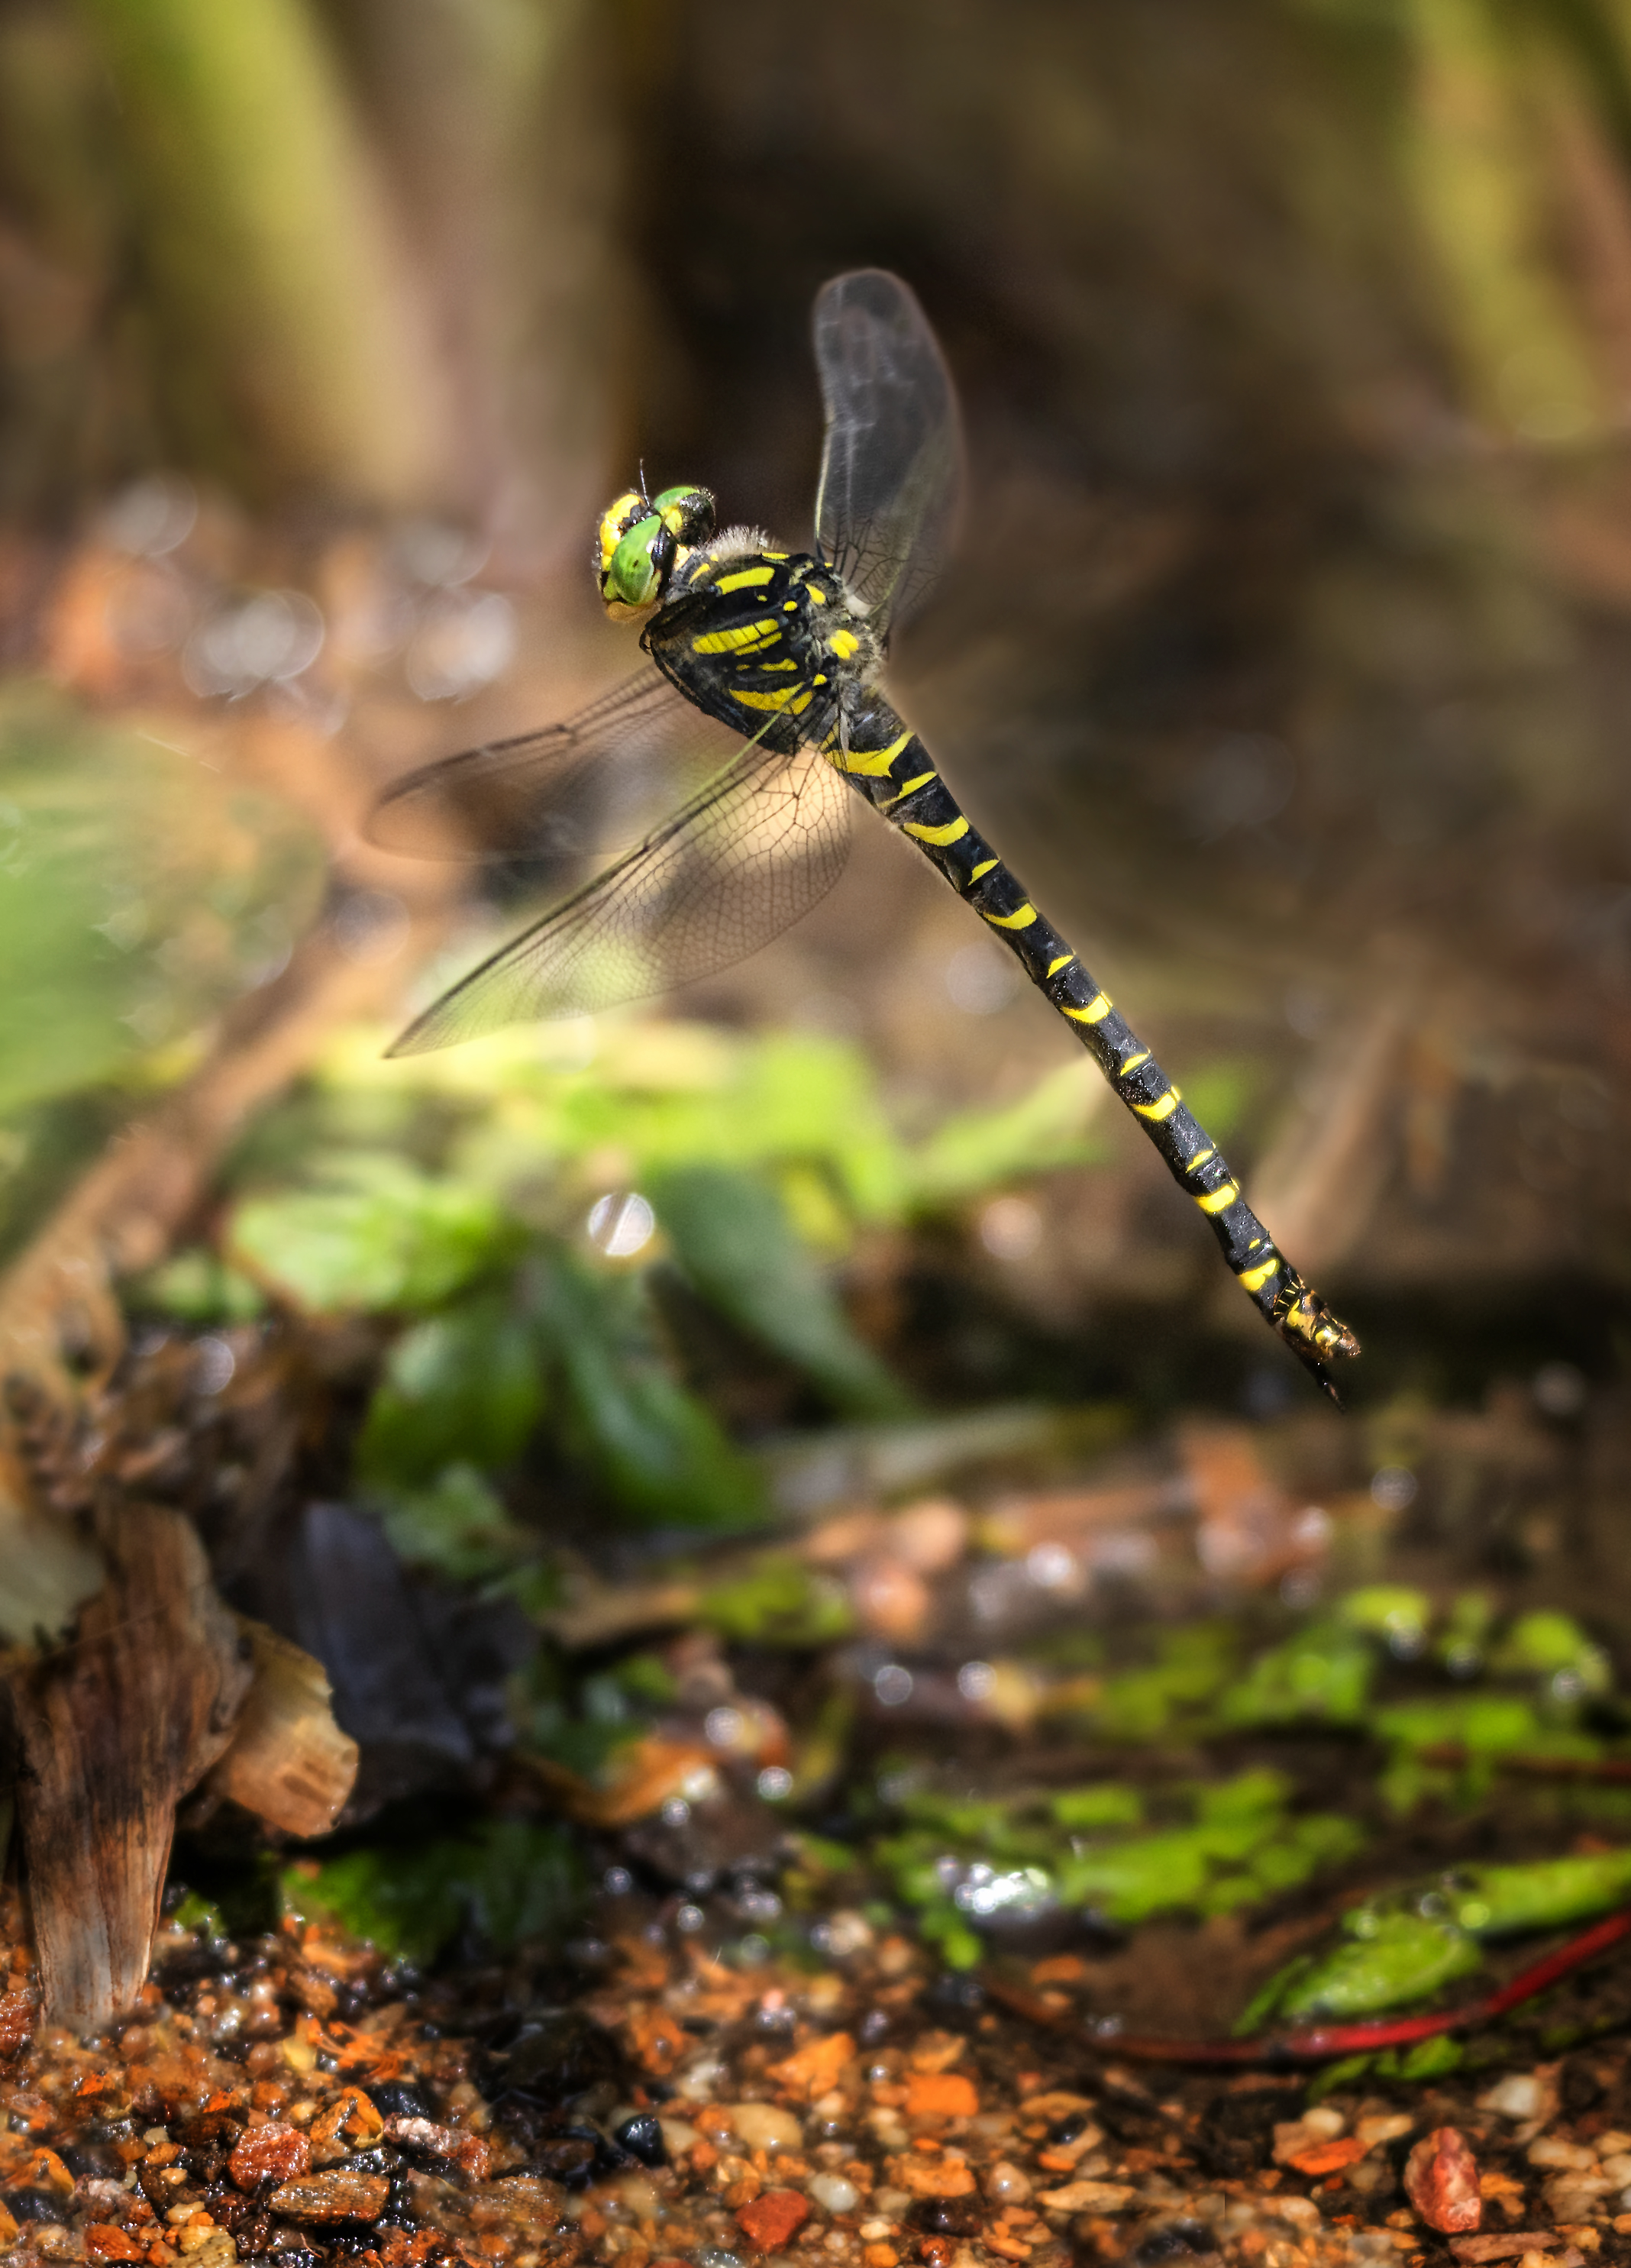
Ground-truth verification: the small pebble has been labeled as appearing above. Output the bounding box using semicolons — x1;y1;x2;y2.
1478;2074;1546;2121
809;2175;860;2215
730;2103;806;2154
1528;2137;1595;2171
984;2160;1031;2204
737;2189;812;2253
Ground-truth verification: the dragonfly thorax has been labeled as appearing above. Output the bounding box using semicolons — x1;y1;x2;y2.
642;542;880;754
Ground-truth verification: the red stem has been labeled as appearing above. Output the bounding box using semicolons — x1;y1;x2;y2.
985;1905;1631;2064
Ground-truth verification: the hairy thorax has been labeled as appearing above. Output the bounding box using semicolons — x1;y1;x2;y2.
643;541;881;755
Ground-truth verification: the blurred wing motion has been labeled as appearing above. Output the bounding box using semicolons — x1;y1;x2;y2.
388;747;852;1054
812;268;964;638
367;669;751;866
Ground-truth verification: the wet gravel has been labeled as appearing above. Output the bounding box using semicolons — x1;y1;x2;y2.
8;1888;1631;2268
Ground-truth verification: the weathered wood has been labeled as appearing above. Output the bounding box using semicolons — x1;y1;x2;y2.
205;1618;358;1840
11;1502;254;2033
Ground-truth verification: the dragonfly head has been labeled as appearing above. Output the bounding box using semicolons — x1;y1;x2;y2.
596;483;716;619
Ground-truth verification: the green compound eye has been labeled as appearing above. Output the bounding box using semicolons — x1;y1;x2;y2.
606;514;666;608
651;484;716;545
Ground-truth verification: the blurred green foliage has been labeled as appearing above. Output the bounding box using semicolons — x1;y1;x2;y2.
131;1012;1114;1549
533;1251;764;1530
1243;1908;1484;2029
280;1818;583;1966
1242;1846;1631;2033
231;1153;517;1312
874;1767;1366;1969
649;1165;909;1420
0;689;321;1116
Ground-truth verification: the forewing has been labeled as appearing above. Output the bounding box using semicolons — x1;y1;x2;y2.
387;748;852;1053
366;668;748;865
812;268;964;637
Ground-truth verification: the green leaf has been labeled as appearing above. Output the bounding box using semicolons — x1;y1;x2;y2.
370;1463;531;1584
906;1060;1108;1208
1218;1620;1374;1727
1494;1611;1613;1695
1091;1625;1239;1738
1336;1585;1432;1648
1195;1768;1294;1822
534;1254;764;1530
281;1819;583;1965
1371;1694;1545;1755
651;1165;909;1419
1252;1910;1483;2026
229;1153;514;1313
1450;1850;1631;1936
1383;2036;1465;2082
357;1296;544;1485
1049;1784;1146;1831
137;1248;266;1323
696;1554;854;1646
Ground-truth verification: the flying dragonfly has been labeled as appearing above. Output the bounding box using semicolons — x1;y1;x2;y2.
370;270;1360;1397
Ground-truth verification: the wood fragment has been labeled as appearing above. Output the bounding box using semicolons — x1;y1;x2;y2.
8;1501;254;2031
203;1618;357;1839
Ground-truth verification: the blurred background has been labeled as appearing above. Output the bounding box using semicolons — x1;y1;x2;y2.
6;0;1631;1393
5;0;1631;2022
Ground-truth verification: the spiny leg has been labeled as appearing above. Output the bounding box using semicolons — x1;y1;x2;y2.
825;704;1361;1400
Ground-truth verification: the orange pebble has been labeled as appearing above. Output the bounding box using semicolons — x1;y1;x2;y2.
736;2189;812;2253
905;2073;979;2119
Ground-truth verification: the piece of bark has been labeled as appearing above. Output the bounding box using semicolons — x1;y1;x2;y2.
204;1618;357;1839
10;1501;254;2032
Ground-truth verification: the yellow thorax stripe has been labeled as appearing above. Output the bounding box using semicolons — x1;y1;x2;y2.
691;618;780;654
734;684;812;714
715;566;777;592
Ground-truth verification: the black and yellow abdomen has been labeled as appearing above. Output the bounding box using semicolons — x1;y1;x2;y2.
643;537;1357;1388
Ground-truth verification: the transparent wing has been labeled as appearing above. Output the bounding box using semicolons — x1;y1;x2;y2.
366;668;750;866
812;269;964;638
388;748;852;1053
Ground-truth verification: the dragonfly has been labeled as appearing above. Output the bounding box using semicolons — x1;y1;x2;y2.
370;270;1360;1398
